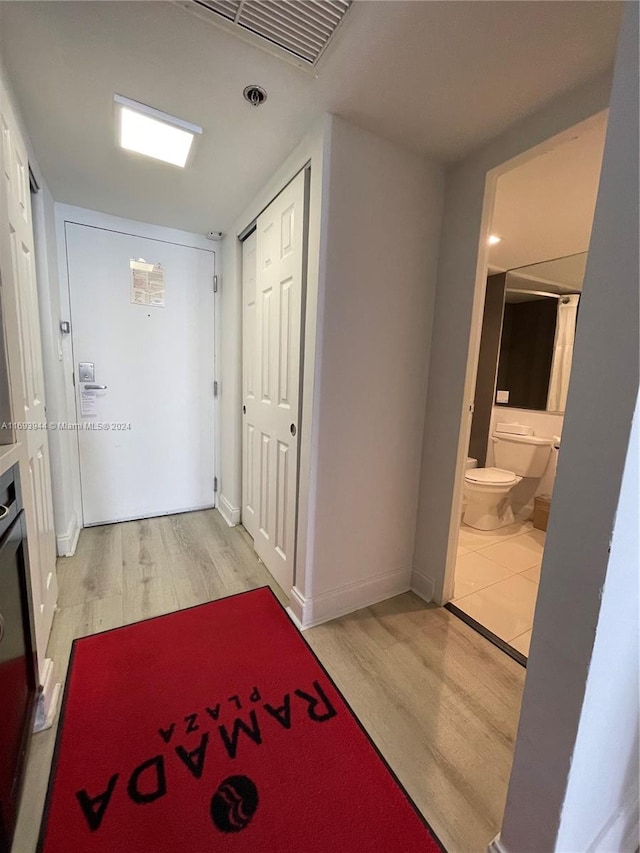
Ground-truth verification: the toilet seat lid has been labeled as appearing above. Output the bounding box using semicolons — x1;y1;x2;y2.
465;467;517;485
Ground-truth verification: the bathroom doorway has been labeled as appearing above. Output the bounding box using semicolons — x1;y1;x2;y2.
446;113;608;663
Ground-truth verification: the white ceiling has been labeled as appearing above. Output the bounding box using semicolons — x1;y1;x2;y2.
0;1;621;234
489;111;607;271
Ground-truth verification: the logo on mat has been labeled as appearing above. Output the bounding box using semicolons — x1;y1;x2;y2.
73;681;336;833
210;775;259;833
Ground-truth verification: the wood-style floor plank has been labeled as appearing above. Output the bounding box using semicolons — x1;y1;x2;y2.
306;597;524;851
12;509;524;853
56;524;123;607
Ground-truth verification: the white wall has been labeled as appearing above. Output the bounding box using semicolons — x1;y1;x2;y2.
218;232;242;526
497;4;639;849
486;406;563;516
221;114;444;625
292;117;444;622
556;396;639;853
412;70;612;605
32;180;81;554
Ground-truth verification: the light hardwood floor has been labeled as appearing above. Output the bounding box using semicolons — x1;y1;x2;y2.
13;509;525;853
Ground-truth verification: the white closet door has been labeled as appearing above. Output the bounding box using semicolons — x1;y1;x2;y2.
242;171;306;593
0;81;57;672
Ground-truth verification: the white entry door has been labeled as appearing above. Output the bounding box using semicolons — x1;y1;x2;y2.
0;81;57;673
65;223;216;525
242;170;306;592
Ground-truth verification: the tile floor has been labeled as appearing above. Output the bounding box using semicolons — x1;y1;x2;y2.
452;519;546;656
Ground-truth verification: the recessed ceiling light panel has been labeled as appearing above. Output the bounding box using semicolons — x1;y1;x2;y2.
114;94;202;168
488;234;502;245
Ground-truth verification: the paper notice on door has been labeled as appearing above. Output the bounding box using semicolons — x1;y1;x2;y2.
80;389;97;416
130;260;166;307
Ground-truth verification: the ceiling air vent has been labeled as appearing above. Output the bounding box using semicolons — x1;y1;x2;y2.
177;0;353;68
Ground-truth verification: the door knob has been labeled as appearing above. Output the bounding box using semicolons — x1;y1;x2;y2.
243;405;246;414
290;423;296;436
84;384;107;390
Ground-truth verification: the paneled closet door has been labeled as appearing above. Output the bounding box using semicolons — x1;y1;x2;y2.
242;170;306;594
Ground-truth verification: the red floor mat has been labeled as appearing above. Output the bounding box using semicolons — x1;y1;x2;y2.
39;587;443;852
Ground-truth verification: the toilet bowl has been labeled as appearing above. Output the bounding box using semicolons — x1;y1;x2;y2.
461;457;478;518
463;467;522;530
463;424;553;531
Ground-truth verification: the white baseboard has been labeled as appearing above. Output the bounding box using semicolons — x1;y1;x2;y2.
218;493;240;527
487;834;510;853
33;657;61;733
410;569;436;603
56;512;80;556
289;566;412;629
288;586;307;626
285;605;305;632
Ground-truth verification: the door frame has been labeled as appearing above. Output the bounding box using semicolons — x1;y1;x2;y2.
55;205;218;531
239;166;311;589
218;115;329;622
439;112;609;606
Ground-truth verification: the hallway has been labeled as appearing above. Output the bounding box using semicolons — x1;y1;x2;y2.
14;510;526;852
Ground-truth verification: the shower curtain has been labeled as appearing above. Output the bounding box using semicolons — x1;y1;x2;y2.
547;294;580;412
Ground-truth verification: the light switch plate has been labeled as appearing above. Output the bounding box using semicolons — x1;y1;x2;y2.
496;390;510;404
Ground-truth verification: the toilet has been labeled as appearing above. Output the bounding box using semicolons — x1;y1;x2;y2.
461;457;478;518
463;424;553;531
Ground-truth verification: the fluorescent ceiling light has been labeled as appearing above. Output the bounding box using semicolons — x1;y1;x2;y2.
488;234;502;245
114;94;202;168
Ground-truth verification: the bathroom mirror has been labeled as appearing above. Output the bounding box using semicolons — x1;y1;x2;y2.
495;253;585;413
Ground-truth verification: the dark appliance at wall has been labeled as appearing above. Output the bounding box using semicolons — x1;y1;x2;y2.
0;464;37;852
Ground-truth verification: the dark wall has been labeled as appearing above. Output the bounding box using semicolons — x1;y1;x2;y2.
468;273;506;465
496;298;557;410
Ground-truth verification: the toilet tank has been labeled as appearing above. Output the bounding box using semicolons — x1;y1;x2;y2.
492;424;553;477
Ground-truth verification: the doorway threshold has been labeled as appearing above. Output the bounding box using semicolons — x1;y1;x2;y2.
444;603;527;668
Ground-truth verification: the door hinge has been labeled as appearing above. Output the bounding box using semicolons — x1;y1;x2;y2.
213;380;219;397
213;476;218;493
213;274;218;293
72;371;75;387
